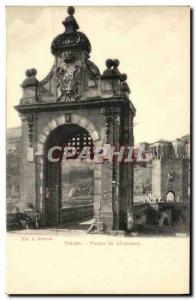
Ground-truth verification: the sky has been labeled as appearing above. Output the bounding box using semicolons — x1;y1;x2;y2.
6;6;190;144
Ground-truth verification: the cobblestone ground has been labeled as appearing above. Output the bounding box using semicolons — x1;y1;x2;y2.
7;218;189;237
8;219;94;236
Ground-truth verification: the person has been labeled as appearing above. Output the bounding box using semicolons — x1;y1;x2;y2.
16;211;32;229
127;212;134;231
34;210;41;229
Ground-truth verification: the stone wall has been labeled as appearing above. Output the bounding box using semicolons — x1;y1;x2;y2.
6;143;21;212
160;158;189;201
134;164;152;202
152;160;161;198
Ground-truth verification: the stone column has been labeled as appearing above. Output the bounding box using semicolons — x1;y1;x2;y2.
127;111;134;224
111;107;121;231
119;107;130;230
95;107;115;233
99;162;113;232
21;113;37;212
93;163;102;225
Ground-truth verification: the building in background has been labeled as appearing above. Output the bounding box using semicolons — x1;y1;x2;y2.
6;127;22;212
134;134;190;203
7;127;21;153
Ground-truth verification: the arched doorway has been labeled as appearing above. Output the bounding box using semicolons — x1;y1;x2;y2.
166;191;175;202
44;124;94;227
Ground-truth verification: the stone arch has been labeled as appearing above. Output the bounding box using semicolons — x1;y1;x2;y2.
159;211;171;226
36;114;102;220
166;191;175;202
36;113;100;155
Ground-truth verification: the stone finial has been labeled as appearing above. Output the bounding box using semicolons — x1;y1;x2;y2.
67;6;75;16
62;6;79;32
102;59;114;77
21;68;38;88
120;73;127;82
51;6;91;56
31;68;37;77
113;59;120;68
102;58;131;96
102;58;122;78
25;68;37;78
105;59;113;69
25;69;32;78
120;73;130;94
112;59;121;76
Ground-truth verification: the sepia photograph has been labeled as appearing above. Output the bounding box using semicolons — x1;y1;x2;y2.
5;4;191;295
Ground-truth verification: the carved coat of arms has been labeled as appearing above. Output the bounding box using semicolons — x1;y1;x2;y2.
55;65;81;102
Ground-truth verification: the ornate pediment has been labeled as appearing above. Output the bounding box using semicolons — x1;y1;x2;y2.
19;6;133;107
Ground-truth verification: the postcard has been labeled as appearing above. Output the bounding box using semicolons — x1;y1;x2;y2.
6;6;190;294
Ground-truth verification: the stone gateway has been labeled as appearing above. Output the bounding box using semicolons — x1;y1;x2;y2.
15;7;136;233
